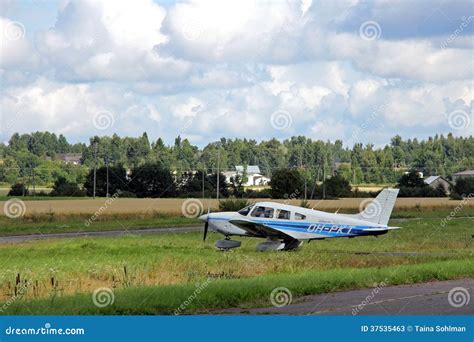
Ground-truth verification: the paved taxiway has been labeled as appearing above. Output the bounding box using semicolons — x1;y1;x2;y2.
215;279;474;315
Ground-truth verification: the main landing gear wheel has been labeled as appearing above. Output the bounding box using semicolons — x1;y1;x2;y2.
215;238;242;250
256;238;303;251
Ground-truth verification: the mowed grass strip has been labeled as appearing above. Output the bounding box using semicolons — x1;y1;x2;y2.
2;259;472;315
0;213;199;236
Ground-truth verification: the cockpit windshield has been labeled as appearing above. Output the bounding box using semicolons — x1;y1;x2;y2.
238;205;254;216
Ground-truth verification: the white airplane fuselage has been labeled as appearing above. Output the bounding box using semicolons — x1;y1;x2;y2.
200;202;389;240
198;189;400;250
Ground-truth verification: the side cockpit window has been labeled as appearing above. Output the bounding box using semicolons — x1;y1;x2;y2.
295;213;306;220
251;206;275;218
276;209;291;220
238;205;253;216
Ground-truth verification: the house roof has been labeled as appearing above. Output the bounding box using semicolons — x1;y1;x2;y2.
235;165;260;174
424;176;450;185
453;170;474;176
55;153;82;162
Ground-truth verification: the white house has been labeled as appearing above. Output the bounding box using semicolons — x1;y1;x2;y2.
424;176;451;194
224;165;270;186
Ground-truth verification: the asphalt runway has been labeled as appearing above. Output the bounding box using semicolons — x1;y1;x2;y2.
214;279;474;315
0;226;202;244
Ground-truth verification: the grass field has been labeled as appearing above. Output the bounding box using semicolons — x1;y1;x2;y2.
0;211;472;315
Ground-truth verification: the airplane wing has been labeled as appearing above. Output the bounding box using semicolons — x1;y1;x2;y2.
363;226;401;232
229;219;296;241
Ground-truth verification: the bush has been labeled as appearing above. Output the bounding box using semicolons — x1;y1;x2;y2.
398;170;426;187
270;168;304;199
218;198;252;212
50;176;84;196
245;188;272;198
129;163;175;198
452;178;474;198
398;185;446;197
8;183;28;196
118;190;137;198
323;174;351;198
84;165;128;197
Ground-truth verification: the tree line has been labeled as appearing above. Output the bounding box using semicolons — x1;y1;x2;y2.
0;131;473;198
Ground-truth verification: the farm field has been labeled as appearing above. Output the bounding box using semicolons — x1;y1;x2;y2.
1;197;473;215
0;212;472;315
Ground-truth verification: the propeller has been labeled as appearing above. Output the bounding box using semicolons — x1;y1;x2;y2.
203;198;211;242
203;221;209;241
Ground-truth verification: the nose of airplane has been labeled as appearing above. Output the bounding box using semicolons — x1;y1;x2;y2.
198;214;209;222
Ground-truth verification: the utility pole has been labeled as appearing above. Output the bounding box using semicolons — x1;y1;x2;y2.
304;178;307;200
322;162;326;200
202;168;205;199
105;157;109;197
30;164;36;196
216;148;220;201
93;141;98;199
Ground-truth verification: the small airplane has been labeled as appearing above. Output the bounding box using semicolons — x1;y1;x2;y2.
199;188;400;251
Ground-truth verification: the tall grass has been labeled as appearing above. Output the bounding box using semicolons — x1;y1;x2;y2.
2;259;472;315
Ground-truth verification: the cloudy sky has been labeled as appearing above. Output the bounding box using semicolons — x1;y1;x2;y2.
0;0;473;146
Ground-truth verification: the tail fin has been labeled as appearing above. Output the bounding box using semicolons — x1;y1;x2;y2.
357;188;399;226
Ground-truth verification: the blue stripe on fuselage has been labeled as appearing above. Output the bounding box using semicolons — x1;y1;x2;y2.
207;217;384;237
